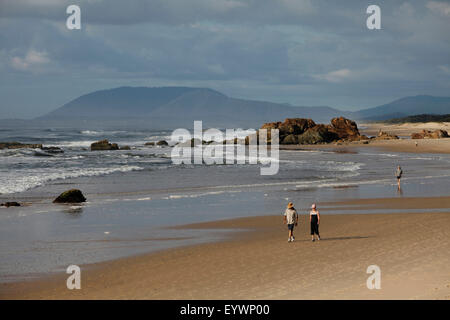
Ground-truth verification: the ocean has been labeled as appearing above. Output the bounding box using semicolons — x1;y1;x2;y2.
1;122;450;282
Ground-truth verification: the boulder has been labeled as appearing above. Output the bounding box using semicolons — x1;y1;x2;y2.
53;189;86;204
145;142;156;146
430;129;449;139
328;117;360;140
90;139;119;151
1;202;21;207
0;142;43;150
374;130;399;140
412;129;449;139
156;140;169;146
297;125;337;144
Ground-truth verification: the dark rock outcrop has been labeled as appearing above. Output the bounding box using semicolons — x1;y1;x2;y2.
259;117;360;145
328;117;360;141
298;124;338;144
0;142;43;150
41;146;64;153
144;142;156;146
53;189;86;203
282;134;298;145
1;202;21;207
90;139;119;151
156;140;169;146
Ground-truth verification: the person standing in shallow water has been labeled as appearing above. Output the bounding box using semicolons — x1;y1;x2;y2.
284;202;298;242
396;165;403;191
310;203;320;242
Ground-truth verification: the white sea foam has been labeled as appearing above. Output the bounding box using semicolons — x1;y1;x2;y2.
0;165;143;195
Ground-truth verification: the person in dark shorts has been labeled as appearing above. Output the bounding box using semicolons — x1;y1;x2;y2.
310;203;320;242
396;165;403;190
283;202;298;242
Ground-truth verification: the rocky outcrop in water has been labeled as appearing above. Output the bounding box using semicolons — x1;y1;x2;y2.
1;202;21;207
156;140;169;146
0;142;43;149
41;146;64;153
90;139;119;151
53;189;86;203
411;129;449;139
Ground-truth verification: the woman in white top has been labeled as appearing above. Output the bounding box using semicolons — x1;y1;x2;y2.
310;203;320;242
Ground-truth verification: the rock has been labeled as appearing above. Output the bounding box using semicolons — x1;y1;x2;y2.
412;129;449;139
282;134;298;145
1;202;21;207
53;189;86;203
431;130;449;139
375;131;399;140
278;118;316;135
156;140;169;146
41;146;64;154
90;139;119;151
145;142;156;146
297;124;337;144
328;117;360;141
0;142;43;150
120;146;131;150
257;117;362;145
260;118;316;142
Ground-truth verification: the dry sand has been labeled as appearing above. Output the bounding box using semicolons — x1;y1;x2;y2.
1;196;450;300
361;122;450;137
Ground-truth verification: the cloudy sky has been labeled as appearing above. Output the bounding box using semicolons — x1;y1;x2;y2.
0;0;449;118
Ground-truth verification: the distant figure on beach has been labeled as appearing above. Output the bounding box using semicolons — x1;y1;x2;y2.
396;165;403;190
415;141;418;147
310;204;320;242
284;202;298;242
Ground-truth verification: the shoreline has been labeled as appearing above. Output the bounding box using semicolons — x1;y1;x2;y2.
2;196;450;300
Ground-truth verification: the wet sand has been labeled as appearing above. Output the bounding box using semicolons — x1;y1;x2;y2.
281;135;450;154
2;196;450;300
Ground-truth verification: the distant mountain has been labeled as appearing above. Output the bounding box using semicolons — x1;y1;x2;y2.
382;114;450;124
352;95;450;121
37;87;450;128
38;86;346;127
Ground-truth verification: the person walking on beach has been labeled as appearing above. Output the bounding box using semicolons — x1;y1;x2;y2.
284;202;298;242
310;203;320;242
396;165;403;190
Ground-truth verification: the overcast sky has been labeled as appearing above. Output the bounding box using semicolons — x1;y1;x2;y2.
1;0;449;119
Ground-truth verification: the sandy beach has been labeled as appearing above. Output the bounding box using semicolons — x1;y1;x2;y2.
2;195;450;300
361;122;450;137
